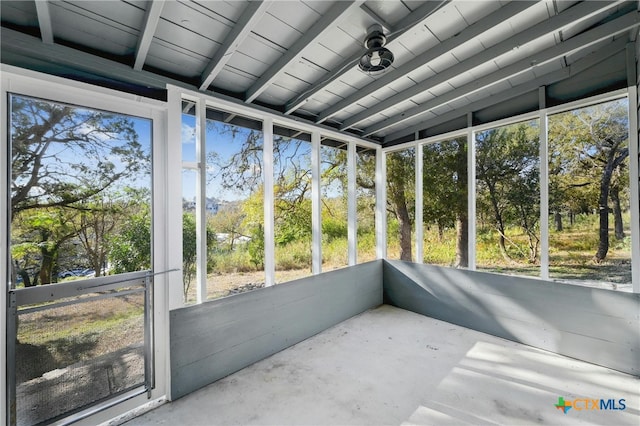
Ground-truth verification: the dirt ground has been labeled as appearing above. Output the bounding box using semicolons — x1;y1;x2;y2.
185;267;347;303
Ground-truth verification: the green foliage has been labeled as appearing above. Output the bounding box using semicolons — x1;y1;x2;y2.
322;237;348;266
182;212;197;298
210;249;254;273
10;95;151;286
548;99;629;261
476;121;540;263
322;216;347;242
247;225;265;269
275;239;311;270
108;206;151;274
386;148;415;261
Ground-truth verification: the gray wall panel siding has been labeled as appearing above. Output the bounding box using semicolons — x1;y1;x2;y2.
383;260;640;376
170;261;383;399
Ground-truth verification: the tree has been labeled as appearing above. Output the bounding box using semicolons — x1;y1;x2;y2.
386;149;415;261
11;208;78;285
548;100;629;262
210;203;248;251
10;96;147;214
208;123;314;262
476;122;540;263
423;138;468;267
108;206;151;274
10;95;149;285
182;212;197;301
72;188;149;277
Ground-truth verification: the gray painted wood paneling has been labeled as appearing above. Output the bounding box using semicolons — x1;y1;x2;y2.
383;260;640;376
170;261;383;399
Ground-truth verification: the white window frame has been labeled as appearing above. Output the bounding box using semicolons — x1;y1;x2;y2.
1;64;171;423
383;87;638;293
168;85;380;302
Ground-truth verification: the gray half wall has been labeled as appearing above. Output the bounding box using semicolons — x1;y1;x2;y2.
170;261;383;400
383;260;640;376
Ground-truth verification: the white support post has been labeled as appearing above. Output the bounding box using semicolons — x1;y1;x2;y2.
195;99;207;303
0;72;9;425
167;89;185;309
311;131;322;274
415;137;424;264
348;141;357;265
263;118;275;287
150;105;170;402
467;113;476;270
376;147;386;259
539;87;550;280
629;43;640;293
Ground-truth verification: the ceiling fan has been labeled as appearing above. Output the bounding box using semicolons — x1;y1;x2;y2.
358;24;394;75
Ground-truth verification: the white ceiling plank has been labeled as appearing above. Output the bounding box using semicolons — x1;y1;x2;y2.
134;0;165;70
35;0;54;44
382;37;629;143
314;1;536;124
364;13;637;137
283;0;447;115
199;1;269;90
342;0;623;132
244;1;365;104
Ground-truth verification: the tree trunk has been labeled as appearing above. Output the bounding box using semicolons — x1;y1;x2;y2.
39;246;57;284
594;165;614;262
554;211;562;232
610;186;624;240
396;201;412;261
486;182;510;261
454;213;468;268
569;211;574;226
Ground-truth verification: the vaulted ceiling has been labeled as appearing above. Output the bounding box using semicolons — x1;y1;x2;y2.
2;1;638;146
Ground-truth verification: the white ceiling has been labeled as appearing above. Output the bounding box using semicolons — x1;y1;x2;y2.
1;0;638;145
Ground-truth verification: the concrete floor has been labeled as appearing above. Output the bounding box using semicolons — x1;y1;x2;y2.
126;305;639;425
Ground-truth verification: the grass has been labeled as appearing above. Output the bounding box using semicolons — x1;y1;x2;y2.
17;294;145;382
385;212;632;285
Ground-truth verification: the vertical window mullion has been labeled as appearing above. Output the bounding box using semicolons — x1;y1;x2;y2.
312;132;322;274
195;99;207;303
628;87;640;293
377;149;386;259
348;141;357;265
415;139;424;264
467;113;476;271
539;87;550;280
263;118;275;287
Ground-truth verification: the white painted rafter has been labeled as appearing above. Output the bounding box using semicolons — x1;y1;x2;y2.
383;36;631;143
34;0;54;44
244;1;365;104
199;1;269;91
284;0;447;115
314;1;537;125
342;0;624;133
134;0;165;71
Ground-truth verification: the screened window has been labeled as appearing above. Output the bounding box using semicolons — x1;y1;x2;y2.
356;146;377;263
475;120;540;276
10;94;152;287
273;127;313;283
422;137;468;267
386;147;416;261
321;139;349;270
205;110;264;299
548;98;632;289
